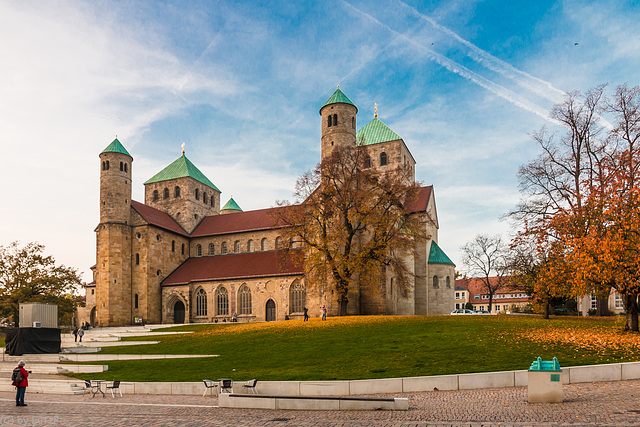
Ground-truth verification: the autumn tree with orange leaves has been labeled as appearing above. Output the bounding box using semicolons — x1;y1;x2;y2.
277;144;427;316
511;84;640;331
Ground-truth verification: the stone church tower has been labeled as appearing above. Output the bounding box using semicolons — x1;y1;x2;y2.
320;87;358;160
95;138;133;326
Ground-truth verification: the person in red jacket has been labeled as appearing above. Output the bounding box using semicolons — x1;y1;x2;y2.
12;360;29;406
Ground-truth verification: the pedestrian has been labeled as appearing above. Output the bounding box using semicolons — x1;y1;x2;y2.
232;312;237;322
72;327;78;342
77;327;84;342
321;305;327;321
303;307;309;321
12;360;29;407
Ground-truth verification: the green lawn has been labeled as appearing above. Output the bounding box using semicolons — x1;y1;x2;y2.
74;315;640;382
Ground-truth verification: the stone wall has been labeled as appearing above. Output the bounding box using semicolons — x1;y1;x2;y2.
321;102;357;161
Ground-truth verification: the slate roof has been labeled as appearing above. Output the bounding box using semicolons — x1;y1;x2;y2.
191;206;292;237
101;138;132;157
320;88;357;112
428;241;455;266
162;249;304;286
144;154;220;191
356;117;402;146
131;200;189;236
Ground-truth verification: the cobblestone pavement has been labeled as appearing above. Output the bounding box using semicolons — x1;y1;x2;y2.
1;380;640;426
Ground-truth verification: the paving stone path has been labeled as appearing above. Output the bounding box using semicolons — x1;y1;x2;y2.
1;379;640;426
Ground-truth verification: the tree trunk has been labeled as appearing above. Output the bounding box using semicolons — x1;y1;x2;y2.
624;293;639;332
596;297;610;316
543;301;550;319
338;294;349;316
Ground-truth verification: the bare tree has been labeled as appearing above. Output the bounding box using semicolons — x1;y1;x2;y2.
460;234;509;312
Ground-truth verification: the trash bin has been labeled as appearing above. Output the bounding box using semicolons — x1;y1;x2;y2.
528;356;562;403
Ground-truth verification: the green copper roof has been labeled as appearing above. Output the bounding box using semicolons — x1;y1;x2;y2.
101;138;131;157
356;117;402;146
428;241;456;266
221;197;242;212
144;154;220;191
320;88;357;113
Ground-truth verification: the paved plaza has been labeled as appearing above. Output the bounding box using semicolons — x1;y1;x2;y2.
1;379;640;426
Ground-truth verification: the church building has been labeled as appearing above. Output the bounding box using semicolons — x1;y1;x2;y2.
80;88;456;326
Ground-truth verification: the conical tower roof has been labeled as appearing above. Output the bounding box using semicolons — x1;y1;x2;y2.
428;241;456;266
144;153;220;191
356;117;402;146
320;88;357;113
221;197;242;212
101;138;131;157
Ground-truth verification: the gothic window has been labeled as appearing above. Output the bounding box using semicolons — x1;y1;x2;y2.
364;155;371;168
247;239;253;252
208;243;214;255
327;115;332;128
216;286;229;316
221;242;227;254
289;281;305;314
196;244;202;256
234;240;240;253
134;294;138;309
135;253;139;265
120;162;123;171
333;114;338;126
380;152;388;166
275;237;282;249
446;276;451;288
195;189;199;200
172;240;175;252
238;284;252;315
153;190;159;201
203;193;208;204
174;186;180;198
433;275;439;288
196;288;207;316
261;238;268;251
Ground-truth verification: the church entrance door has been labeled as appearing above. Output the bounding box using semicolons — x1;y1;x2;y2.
265;299;276;322
174;301;185;324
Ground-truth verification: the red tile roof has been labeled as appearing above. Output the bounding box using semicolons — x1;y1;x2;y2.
406;185;432;213
191;206;293;237
455;277;529;303
162;249;304;286
131;200;189;236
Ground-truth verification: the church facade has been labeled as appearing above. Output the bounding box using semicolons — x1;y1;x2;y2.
80;88;456;327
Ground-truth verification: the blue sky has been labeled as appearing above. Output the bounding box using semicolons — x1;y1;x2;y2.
1;0;639;282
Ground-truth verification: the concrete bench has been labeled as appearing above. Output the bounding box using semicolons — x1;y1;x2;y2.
218;393;408;411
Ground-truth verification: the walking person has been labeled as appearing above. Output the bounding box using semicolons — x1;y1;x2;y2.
72;327;79;342
77;327;84;342
12;360;29;407
303;307;309;321
321;305;327;321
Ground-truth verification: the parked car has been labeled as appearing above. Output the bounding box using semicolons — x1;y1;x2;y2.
450;309;477;315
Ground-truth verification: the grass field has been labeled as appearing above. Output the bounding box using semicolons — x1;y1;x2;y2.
73;315;640;382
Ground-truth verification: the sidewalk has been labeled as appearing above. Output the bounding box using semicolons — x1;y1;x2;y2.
1;379;640;426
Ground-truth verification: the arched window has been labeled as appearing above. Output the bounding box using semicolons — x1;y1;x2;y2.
221;242;227;254
208;243;214;255
181;243;185;255
333;114;338;126
195;188;199;200
163;188;169;199
105;160;110;170
247;240;254;252
352;116;355;129
134;293;138;309
433;275;439;288
238;284;252;315
210;197;214;208
135;253;139;265
174;186;180;198
196;288;207;316
203;193;208;204
275;237;282;249
196;244;202;256
380;152;388;166
124;163;128;172
216;287;229;316
120;162;124;171
289;281;305;314
171;240;175;252
364;155;371;168
234;240;240;253
153;190;159;201
102;161;106;170
327;115;332;127
446;276;451;288
261;238;268;251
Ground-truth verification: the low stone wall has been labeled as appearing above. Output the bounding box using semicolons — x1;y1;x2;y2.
217;393;409;411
